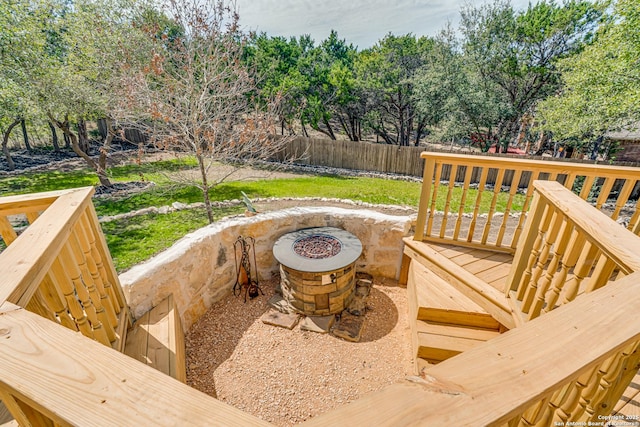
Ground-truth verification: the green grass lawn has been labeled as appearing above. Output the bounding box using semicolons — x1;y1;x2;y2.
0;157;525;271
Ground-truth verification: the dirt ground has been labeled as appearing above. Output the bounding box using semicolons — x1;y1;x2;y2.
186;276;413;427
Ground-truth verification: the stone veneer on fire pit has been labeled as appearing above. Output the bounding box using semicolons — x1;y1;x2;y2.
273;227;363;315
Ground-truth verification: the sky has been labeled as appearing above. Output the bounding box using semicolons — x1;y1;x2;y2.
235;0;532;49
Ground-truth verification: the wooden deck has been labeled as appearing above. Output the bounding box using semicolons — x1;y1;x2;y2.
425;243;513;293
404;239;513;368
404;236;640;417
614;376;640;420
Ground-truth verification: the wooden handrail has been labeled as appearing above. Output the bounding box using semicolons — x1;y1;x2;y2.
0;302;271;427
302;271;640;426
419;151;640;176
531;181;640;273
0;188;94;305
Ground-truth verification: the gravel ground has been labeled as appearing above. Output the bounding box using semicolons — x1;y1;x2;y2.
185;276;413;426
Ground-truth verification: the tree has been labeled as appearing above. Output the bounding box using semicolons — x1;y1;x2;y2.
244;33;309;135
1;0;151;182
434;0;603;150
357;34;433;146
414;28;507;152
538;0;640;143
0;0;41;169
118;0;291;223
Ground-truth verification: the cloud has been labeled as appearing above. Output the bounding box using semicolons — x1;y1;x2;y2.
236;0;532;48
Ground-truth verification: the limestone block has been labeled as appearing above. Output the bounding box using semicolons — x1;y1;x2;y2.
119;206;412;328
377;224;408;248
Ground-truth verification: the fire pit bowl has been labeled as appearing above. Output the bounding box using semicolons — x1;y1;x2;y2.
273;227;362;315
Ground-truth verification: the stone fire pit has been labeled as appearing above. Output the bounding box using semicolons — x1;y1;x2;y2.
273;227;362;316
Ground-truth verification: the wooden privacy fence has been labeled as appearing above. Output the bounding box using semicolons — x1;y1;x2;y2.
275;136;426;176
415;151;640;250
275;136;640;185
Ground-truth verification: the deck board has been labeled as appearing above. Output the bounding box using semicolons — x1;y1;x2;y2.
614;373;640;419
423;242;513;294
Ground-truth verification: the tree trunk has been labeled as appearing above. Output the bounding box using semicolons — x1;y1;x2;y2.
2;119;20;171
197;153;215;224
77;119;90;154
49;121;60;152
98;118;114;174
20;119;32;153
50;114;112;187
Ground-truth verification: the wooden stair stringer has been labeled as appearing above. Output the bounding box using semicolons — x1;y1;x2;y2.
404;238;516;330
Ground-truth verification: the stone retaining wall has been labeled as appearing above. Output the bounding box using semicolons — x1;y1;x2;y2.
119;207;415;330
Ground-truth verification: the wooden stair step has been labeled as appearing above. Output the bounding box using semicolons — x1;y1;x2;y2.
124;294;186;382
412;263;501;330
416;320;500;363
403;238;515;329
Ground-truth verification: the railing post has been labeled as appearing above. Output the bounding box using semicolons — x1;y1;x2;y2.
414;156;435;241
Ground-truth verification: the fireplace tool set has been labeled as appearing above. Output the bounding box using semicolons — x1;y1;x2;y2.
233;235;263;302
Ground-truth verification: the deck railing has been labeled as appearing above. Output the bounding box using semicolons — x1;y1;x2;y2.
0;188;268;426
1;182;639;426
414;152;640;251
507;180;640;324
0;188;128;350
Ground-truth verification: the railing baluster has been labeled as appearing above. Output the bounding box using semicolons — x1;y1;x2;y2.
570;361;605;421
25;211;40;224
519;396;550;426
414;157;436;241
453;165;473;241
553;371;592;424
439;165;457;238
627;197;640;234
585;345;633;419
481;168;506;245
25;288;57;322
496;169;523;247
512;171;542;249
599;341;640;417
0;215;18;245
506;196;549;297
543;231;585;313
529;218;574;320
467;167;489;242
426;162;443;237
75;216;118;327
595;177;615;210
40;275;78;331
68;231;116;343
584;256;617;293
85;202;127;309
535;384;572;426
80;213;124;314
612;179;636;220
522;208;558;311
49;257;94;339
577;175;595;199
562;244;600;304
57;244;110;345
